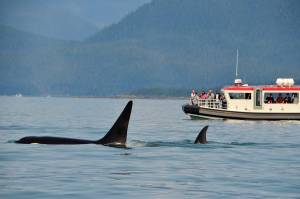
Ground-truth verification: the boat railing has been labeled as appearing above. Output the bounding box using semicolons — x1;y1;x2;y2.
191;98;227;109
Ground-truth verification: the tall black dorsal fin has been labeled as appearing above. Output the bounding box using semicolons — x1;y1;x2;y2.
96;101;132;146
194;125;208;144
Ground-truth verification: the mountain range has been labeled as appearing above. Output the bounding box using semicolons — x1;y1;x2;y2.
0;0;300;96
0;0;150;40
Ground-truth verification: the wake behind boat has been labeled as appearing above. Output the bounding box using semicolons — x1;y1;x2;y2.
182;78;300;120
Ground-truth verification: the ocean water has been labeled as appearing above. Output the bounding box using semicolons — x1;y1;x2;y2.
0;96;300;198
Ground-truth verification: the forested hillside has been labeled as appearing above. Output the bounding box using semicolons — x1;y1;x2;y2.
1;0;299;96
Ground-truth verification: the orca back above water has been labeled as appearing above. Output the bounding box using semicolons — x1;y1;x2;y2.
15;101;132;147
194;125;208;144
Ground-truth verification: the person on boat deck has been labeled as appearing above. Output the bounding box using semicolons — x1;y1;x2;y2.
208;90;215;100
192;92;200;105
190;89;196;105
190;90;199;105
291;94;297;103
220;94;227;109
197;91;205;106
207;90;215;108
266;94;274;103
191;89;196;98
198;91;203;98
276;93;285;103
284;93;292;103
215;93;220;108
200;91;207;99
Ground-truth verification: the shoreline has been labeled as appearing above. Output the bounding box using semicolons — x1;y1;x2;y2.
0;94;189;100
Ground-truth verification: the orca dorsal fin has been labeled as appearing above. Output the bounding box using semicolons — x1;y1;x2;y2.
194;125;208;144
96;101;132;146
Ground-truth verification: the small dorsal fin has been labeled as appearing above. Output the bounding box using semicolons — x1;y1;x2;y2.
96;101;132;146
194;125;208;144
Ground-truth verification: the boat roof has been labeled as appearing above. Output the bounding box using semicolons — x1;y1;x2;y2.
223;84;300;91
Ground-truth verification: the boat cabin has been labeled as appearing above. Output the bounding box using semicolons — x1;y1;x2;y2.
223;78;300;113
183;78;300;120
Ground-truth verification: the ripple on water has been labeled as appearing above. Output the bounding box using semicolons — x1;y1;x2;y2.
1;97;300;198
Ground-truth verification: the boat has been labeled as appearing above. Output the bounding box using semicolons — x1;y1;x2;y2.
182;50;300;120
182;78;300;120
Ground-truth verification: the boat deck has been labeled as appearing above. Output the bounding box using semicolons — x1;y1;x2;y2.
183;98;300;120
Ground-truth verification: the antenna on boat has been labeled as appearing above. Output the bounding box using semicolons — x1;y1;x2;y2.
234;48;242;85
235;48;239;79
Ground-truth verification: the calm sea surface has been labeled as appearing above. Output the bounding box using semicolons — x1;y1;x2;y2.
0;97;300;198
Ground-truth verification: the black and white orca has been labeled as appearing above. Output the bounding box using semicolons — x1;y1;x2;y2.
15;101;132;148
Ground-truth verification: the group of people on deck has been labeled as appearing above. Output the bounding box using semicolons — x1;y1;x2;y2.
190;89;226;108
266;93;294;104
191;89;215;100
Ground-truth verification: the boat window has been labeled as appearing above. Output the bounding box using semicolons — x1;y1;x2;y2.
264;92;299;104
255;90;262;107
229;93;251;100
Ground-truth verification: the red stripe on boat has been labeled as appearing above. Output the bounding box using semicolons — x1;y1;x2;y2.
223;87;255;91
262;87;300;91
224;85;300;91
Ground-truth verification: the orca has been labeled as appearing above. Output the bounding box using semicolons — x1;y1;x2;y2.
15;101;132;148
194;125;208;144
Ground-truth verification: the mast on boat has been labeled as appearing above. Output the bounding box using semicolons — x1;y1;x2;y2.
234;48;242;85
235;48;239;79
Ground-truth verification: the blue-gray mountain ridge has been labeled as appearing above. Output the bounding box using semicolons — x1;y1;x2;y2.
0;0;299;96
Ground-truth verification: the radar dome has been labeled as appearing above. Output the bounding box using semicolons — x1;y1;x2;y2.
276;78;294;87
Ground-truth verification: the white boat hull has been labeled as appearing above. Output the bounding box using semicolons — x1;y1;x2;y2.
182;104;300;120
